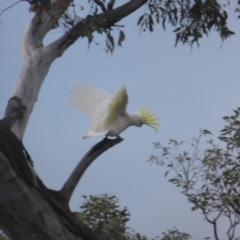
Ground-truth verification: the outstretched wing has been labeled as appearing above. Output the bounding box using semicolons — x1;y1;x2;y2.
106;86;128;125
69;84;112;116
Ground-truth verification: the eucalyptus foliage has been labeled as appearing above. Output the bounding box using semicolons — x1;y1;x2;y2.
161;227;191;240
149;107;240;240
76;194;148;240
23;0;238;50
64;0;237;48
76;194;191;240
138;0;236;46
77;194;130;239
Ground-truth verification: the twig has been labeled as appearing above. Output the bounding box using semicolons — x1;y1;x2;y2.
0;1;25;18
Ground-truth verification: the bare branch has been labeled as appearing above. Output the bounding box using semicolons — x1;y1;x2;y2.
60;137;123;203
212;220;220;240
205;218;220;240
0;0;25;18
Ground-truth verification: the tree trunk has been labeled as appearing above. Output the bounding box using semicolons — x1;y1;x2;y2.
0;109;122;239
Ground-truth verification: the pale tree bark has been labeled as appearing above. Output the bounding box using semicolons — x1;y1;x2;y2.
0;0;147;239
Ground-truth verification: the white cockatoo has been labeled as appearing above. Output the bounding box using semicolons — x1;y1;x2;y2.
70;84;160;138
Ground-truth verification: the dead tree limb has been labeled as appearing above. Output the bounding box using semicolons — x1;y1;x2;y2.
60;137;123;203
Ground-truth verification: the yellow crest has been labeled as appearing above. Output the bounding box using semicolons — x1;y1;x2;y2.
139;107;160;133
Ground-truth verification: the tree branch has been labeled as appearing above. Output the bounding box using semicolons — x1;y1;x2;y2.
0;0;25;18
205;217;220;240
60;137;123;203
102;0;148;25
50;0;148;56
22;0;73;61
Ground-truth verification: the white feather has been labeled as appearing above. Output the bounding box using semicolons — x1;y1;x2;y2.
70;84;114;137
70;84;112;115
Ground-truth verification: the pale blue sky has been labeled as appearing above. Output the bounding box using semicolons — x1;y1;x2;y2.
1;1;240;239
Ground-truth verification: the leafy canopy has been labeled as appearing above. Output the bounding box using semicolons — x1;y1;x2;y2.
76;194;191;240
21;0;238;51
138;0;236;47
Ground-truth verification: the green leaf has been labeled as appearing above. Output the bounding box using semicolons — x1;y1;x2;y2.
173;27;181;32
137;14;145;26
118;30;125;47
202;129;212;135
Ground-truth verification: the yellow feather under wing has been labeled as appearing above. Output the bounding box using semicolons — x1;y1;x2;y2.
106;86;128;125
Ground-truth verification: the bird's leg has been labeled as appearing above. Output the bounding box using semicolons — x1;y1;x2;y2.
104;134;110;140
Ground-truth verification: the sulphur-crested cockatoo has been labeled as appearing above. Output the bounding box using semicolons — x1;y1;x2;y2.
70;84;160;139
